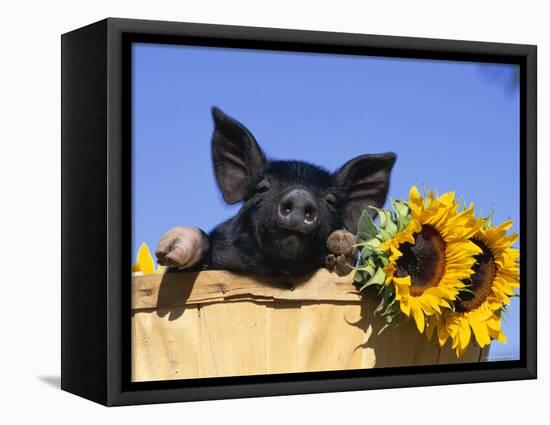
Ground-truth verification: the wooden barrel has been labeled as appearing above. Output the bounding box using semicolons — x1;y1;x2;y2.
132;269;486;382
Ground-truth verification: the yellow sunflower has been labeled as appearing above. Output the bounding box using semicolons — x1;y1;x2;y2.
429;219;519;357
132;242;165;275
381;186;483;334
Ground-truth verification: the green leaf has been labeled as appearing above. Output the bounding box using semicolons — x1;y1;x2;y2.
359;280;378;291
360;249;371;261
357;210;378;239
393;200;410;219
385;216;398;236
378;210;392;230
359;267;385;291
356;231;368;244
483;210;495;230
377;208;387;228
367;266;386;286
378;228;393;241
365;238;381;249
355;263;375;277
396;206;412;231
365;263;376;276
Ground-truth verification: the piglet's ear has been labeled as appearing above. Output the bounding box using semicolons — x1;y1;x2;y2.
211;107;266;204
333;152;397;233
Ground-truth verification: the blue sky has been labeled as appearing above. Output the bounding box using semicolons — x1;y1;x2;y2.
132;42;520;361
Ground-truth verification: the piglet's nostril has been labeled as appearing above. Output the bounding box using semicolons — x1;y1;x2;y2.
280;202;292;217
304;206;317;224
277;189;319;233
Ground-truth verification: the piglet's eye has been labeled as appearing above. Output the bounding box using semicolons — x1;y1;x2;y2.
256;179;271;193
326;194;338;207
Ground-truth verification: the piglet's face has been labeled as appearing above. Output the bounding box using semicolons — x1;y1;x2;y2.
210;107;396;271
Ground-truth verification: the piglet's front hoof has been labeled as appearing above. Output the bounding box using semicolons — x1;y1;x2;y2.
327;230;357;257
155;227;207;270
326;230;357;276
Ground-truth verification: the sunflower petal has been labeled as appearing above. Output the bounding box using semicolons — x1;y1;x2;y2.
412;304;425;333
470;320;491;347
458;319;472;352
134;243;156;275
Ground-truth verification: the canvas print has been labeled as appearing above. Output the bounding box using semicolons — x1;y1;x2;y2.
130;43;520;382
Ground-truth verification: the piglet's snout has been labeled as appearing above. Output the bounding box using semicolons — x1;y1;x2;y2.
277;189;319;234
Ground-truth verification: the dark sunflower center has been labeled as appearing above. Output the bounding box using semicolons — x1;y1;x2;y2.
395;225;447;296
455;238;497;312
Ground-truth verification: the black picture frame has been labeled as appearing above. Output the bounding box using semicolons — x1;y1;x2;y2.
61;17;537;406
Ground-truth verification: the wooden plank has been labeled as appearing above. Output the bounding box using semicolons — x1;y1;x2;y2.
132;306;200;382
265;300;375;375
480;346;491;362
438;340;482;364
365;311;440;368
293;301;371;372
132;269;359;310
131;271;481;381
265;301;303;374
198;301;268;378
